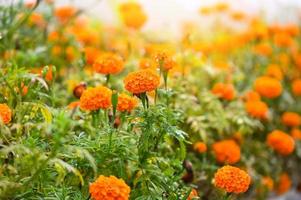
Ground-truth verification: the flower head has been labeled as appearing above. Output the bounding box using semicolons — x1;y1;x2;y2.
212;140;240;164
267;130;295;155
281;112;301;127
291;128;301;140
124;69;160;94
117;93;138;112
80;86;112;111
292;79;301;96
93;53;124;75
254;76;282;99
211;83;236;100
276;173;291;195
214;165;251;194
119;2;147;29
0;103;12;124
243;90;261;101
245;100;268;119
89;175;130;200
266;64;283;80
262;176;274;191
193;142;207;154
54;6;77;23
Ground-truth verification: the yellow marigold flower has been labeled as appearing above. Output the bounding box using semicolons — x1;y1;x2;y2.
0;103;12;125
119;2;147;29
124;69;160;94
212;140;240;164
267;130;295;155
93;53;124;75
211;83;236;101
80;86;112;111
254;76;282;99
89;175;130;200
266;64;283;80
214;165;251;194
245;100;268;119
276;173;291;195
117;93;138;112
262;176;274;191
193;142;207;154
281;112;301;127
291;128;301;140
292;79;301;96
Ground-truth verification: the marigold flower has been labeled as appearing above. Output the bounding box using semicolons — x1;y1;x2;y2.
80;86;112;111
85;47;102;65
212;140;240;164
187;188;198;200
193;142;207;154
214;2;229;12
244;91;261;101
154;52;175;71
89;175;130;200
0;104;12;125
245;100;268;119
68;101;80;109
253;43;272;56
274;33;293;47
266;64;283;80
281;112;301;127
254;76;282;99
93;53;124;75
291;128;301;140
292;79;301;96
28;12;46;28
117;93;138;112
119;2;147;29
124;69;160;94
262;176;274;191
211;83;236;101
214;165;251;194
73;82;87;99
276;173;291;195
54;6;77;23
267;130;295;155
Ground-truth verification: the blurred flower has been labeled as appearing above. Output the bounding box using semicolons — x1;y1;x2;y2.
291;128;301;140
245;100;268;119
214;165;251;194
266;64;283;80
276;173;291;195
119;2;147;30
0;103;12;125
254;76;282;99
274;33;293;48
253;43;272;56
187;188;198;200
139;58;156;69
89;175;130;200
85;47;102;65
292;79;301;96
243;91;261;101
193;142;207;154
281;112;301;127
54;6;77;24
80;86;112;111
93;53;124;75
117;93;138;112
267;130;295;155
124;69;160;94
262;176;274;191
212;140;240;164
28;13;46;28
68;101;80;110
211;83;236;101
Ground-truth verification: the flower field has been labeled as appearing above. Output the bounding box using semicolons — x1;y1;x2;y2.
1;1;301;200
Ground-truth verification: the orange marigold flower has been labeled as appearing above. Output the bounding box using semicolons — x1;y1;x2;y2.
28;12;46;28
0;103;12;125
291;128;301;140
276;173;291;195
274;33;293;48
85;47;102;65
245;100;268;119
292;79;301;96
80;86;112;111
244;90;261;101
266;64;283;80
119;2;147;29
212;140;240;164
262;176;274;191
281;112;301;127
253;43;272;56
89;175;130;200
187;188;198;200
267;130;295;155
124;69;160;94
54;6;77;23
254;76;282;99
193;142;207;154
211;83;236;101
93;53;124;75
154;52;176;71
117;93;138;112
68;101;80;109
214;165;251;194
